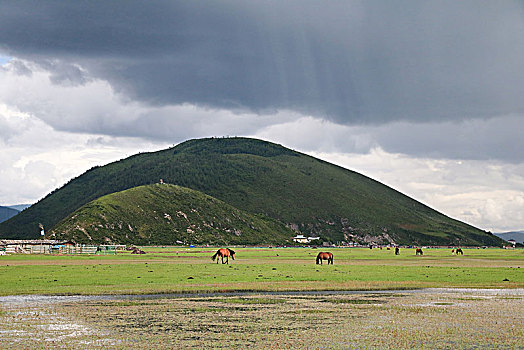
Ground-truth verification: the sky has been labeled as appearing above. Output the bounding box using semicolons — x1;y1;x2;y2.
0;1;523;232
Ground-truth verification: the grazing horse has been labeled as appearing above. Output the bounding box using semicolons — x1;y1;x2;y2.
212;248;235;264
316;252;334;265
415;248;423;256
131;247;146;254
456;248;463;255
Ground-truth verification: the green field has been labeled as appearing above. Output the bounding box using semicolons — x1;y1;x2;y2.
1;248;523;349
0;247;522;296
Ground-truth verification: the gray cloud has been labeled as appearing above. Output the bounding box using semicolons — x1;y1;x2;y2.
373;115;524;162
2;1;524;125
44;61;90;86
1;1;522;230
2;59;32;76
255;114;524;163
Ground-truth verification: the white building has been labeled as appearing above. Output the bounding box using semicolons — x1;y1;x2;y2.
292;235;321;244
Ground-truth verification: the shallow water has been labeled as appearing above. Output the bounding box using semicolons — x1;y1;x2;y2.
1;287;523;306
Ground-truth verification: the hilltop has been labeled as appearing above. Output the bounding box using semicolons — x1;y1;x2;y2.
51;184;294;245
0;137;503;246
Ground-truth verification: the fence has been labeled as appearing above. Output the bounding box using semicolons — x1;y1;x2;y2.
1;244;125;255
51;245;98;255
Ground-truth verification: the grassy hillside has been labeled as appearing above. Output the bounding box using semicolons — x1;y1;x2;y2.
50;184;294;245
0;137;503;246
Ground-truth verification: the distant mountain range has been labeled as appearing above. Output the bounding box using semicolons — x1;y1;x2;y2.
8;204;31;212
495;231;524;244
0;137;505;246
0;206;19;223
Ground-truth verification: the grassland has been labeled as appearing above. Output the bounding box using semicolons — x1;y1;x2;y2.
1;247;522;349
0;247;522;296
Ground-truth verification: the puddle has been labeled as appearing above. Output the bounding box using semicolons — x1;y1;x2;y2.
1;288;522;307
0;294;108;306
421;288;524;296
0;298;121;348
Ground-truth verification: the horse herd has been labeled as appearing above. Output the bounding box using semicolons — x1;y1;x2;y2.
211;247;464;264
211;248;334;265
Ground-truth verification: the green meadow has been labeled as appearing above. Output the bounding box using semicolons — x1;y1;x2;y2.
0;247;522;296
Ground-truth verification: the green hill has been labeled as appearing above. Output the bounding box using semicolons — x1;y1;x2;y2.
0;137;503;246
50;184;294;245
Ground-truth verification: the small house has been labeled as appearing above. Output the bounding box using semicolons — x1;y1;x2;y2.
0;239;75;254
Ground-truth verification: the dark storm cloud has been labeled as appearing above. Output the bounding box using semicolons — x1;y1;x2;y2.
373;115;524;162
2;1;524;124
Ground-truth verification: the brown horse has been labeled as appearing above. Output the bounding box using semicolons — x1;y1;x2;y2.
212;248;236;264
415;248;423;255
456;248;463;255
316;252;333;265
